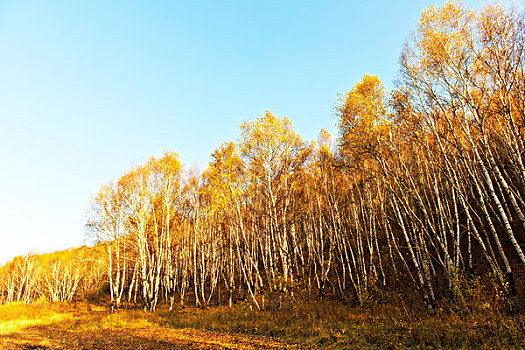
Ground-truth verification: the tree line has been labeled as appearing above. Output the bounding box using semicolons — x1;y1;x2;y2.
0;246;105;305
1;2;524;313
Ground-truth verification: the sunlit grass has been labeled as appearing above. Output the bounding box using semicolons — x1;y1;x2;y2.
68;309;160;331
0;301;74;335
1;300;524;349
0;301;159;337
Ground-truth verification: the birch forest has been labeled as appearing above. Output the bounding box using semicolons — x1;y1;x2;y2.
2;2;524;316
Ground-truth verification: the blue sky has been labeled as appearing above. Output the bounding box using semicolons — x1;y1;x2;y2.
0;0;508;264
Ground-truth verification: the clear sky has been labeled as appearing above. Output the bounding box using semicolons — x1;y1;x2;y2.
0;0;512;264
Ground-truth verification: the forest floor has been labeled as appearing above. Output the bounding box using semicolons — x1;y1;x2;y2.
1;299;525;349
0;302;297;350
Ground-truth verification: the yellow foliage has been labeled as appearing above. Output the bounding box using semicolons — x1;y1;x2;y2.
201;141;244;214
337;74;390;165
417;1;475;71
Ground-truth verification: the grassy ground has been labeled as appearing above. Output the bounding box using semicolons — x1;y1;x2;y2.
0;301;297;349
0;299;524;349
160;299;525;349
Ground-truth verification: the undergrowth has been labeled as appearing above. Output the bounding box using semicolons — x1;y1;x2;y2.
155;298;525;349
1;293;524;349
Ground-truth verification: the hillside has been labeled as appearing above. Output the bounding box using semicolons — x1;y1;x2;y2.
2;1;525;349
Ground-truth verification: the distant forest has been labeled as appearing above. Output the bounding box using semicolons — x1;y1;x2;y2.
2;2;524;314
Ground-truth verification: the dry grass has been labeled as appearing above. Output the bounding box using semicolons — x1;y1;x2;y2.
0;299;524;349
0;301;299;349
158;299;525;349
0;301;73;335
